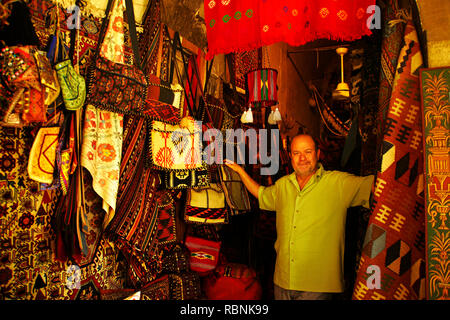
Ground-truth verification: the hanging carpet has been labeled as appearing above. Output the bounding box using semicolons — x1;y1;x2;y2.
352;21;425;300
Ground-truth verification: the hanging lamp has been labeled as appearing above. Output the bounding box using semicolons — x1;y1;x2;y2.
242;47;279;123
332;47;350;101
246;67;279;107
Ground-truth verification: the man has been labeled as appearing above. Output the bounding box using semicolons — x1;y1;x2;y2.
225;134;374;300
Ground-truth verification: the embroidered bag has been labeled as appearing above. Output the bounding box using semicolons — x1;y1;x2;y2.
27;125;60;184
55;59;86;110
185;235;221;276
219;164;251;215
86;0;148;115
155;190;177;247
33;49;60;107
150;119;204;171
163;168;210;189
0;45;46;124
184;183;228;224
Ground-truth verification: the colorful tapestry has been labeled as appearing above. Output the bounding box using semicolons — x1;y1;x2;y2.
204;0;375;59
0;120;127;299
81;104;123;228
377;2;405;122
420;67;450;300
100;0;126;64
352;21;426;300
28;0;103;77
106;116;159;257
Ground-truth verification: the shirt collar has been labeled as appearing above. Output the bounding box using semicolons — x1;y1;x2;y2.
288;163;325;191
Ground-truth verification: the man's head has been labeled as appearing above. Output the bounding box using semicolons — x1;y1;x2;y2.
289;134;320;179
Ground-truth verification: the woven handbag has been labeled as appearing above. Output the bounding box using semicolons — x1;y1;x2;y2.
184;183;228;224
185;235;221;276
86;0;148;115
149;119;204;171
163;168;210;189
219;165;251;215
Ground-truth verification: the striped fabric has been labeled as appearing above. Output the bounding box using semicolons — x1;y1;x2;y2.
246;68;278;107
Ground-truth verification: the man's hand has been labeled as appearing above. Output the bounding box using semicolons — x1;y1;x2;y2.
224;159;244;174
223;159;260;199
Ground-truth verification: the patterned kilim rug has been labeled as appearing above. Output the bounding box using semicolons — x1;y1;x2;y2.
0;120;127;299
376;1;406;179
352;21;426;300
420;66;450;300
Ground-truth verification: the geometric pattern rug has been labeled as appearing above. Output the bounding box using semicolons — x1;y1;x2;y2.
0;120;127;299
352;21;426;300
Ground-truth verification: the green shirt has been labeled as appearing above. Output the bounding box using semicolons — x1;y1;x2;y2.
258;164;374;293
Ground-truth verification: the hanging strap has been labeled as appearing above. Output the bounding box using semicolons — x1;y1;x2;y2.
165;25;215;123
190;54;214;124
224;54;240;106
164;25;195;116
203;56;215;95
124;0;141;67
94;0;142;69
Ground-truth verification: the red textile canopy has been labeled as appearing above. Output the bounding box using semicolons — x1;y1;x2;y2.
204;0;376;59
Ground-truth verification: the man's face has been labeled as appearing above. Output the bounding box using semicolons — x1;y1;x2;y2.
290;135;320;179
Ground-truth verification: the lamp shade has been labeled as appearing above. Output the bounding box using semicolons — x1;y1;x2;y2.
246;68;278;107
